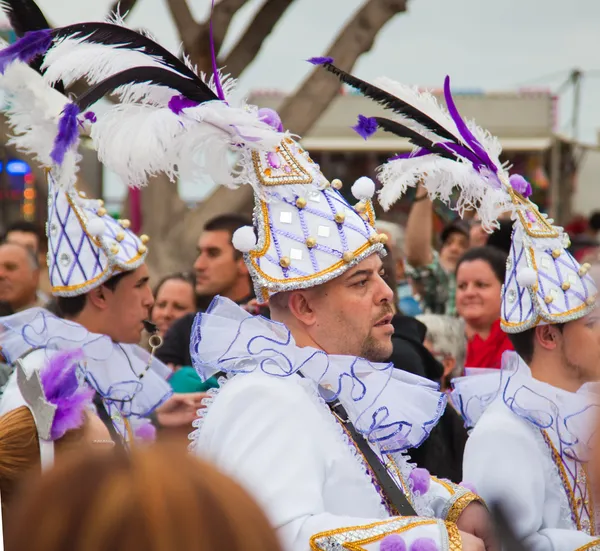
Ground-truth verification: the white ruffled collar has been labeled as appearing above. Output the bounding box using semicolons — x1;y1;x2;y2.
452;351;599;458
191;296;446;453
0;308;172;418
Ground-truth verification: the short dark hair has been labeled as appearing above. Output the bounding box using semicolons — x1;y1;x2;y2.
508;323;565;364
455;246;508;284
440;221;469;246
486;219;514;255
4;220;47;253
56;270;131;318
589;211;600;231
203;214;252;260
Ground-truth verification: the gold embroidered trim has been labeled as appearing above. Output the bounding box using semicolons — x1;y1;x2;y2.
309;519;436;551
445;522;463;551
574;540;600;551
251;141;313;186
445;492;481;524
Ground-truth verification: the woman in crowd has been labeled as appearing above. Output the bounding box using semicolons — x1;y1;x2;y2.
150;273;197;338
455;246;513;369
6;443;283;551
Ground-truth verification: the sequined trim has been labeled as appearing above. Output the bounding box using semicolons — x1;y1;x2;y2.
309;518;440;551
444;491;481;524
445;522;463;551
251;141;313;186
542;430;596;535
574;541;600;551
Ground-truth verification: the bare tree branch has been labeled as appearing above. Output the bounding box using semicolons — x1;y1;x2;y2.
108;0;141;20
210;0;251;53
222;0;294;78
165;0;200;55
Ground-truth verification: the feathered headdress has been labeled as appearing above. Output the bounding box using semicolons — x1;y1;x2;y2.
5;19;385;302
312;58;597;332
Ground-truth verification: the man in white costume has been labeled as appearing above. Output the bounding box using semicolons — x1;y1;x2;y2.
0;26;203;441
315;58;600;551
7;21;496;551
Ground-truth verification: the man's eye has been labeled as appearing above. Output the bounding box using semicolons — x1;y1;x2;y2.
354;279;368;287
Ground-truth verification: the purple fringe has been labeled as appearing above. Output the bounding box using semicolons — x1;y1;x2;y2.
0;29;53;74
258;108;284;132
380;534;407;551
40;349;94;441
443;75;497;175
51;103;80;165
307;56;334;65
168;94;198;115
352;115;378;140
509;174;532;198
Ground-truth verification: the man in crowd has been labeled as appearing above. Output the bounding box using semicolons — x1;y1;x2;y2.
156;214;254;368
404;182;470;315
0;241;40;313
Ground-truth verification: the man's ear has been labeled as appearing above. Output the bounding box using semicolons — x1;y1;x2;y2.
87;285;109;310
442;356;457;379
535;324;560;352
288;290;318;327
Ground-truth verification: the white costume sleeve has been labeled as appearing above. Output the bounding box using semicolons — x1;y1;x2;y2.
194;374;460;551
427;477;483;524
463;418;600;551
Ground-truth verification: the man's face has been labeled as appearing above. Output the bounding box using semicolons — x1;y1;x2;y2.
440;231;469;270
557;311;600;384
0;243;39;310
6;230;46;268
102;264;154;344
193;230;248;299
305;254;395;362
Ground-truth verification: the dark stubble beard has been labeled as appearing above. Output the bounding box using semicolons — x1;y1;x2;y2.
360;304;395;363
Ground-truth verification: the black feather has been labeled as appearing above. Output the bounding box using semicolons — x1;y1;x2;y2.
320;62;459;144
0;0;50;36
51;22;205;85
373;117;459;161
73;65;217;112
0;0;65;93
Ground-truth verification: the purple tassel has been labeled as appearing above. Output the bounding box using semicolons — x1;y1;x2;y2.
352;115;378;140
307;56;334;65
135;421;157;442
509;174;532;198
258;108;284;132
168;94;198;115
51;103;80;165
0;29;53;74
83;111;97;124
459;481;478;494
380;534;407;551
443;76;497;174
410;538;438;551
408;467;431;495
40;349;94;441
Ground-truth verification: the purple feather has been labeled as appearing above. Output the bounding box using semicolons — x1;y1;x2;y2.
258;108;284;132
410;538;438;551
443;76;498;174
509;174;532;198
168;94;198;115
135;421;157;442
380;534;407;551
408;467;431;495
307;56;334;65
0;29;53;74
209;0;225;101
352;115;378;140
40;349;94;441
389;148;431;161
51;103;80;165
83;111;97;124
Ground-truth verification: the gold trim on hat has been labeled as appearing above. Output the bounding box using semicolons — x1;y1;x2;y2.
251;140;313;186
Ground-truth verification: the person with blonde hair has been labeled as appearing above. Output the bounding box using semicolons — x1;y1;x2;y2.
6;443;283;551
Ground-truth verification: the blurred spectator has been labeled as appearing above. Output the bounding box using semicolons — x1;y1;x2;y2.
416;314;466;391
456;246;513;369
150;273;196;337
0;242;41;312
404;182;469;315
377;221;421;316
157;214;253;371
486;219;514;255
566;214;598;262
468;216;488;249
3;221;51;301
7;443;283;551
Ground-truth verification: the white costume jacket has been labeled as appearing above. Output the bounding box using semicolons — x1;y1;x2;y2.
190;298;481;551
453;351;600;551
0;308;172;440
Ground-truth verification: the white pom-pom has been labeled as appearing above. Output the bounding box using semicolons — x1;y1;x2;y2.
86;218;106;237
351;177;376;201
516;267;537;287
232;226;257;253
